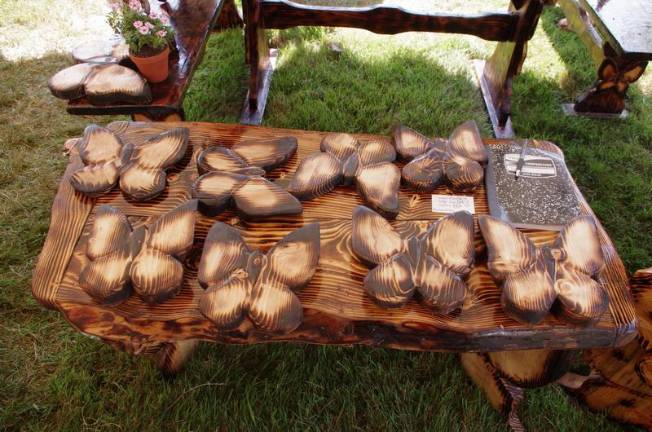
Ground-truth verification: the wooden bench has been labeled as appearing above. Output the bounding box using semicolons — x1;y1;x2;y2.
241;0;548;138
66;0;241;122
557;0;651;117
33;120;636;429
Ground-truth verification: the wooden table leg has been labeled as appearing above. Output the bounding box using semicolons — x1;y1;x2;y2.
156;339;200;377
241;0;275;125
213;0;243;31
461;349;569;431
475;0;543;139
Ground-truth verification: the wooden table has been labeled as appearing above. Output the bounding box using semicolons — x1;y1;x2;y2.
32;121;636;429
558;0;652;116
66;0;240;121
241;0;547;138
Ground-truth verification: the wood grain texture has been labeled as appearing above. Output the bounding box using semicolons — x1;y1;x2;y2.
67;0;225;117
33;121;636;355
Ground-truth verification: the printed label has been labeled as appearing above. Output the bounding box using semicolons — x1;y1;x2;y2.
431;195;475;214
504;154;557;178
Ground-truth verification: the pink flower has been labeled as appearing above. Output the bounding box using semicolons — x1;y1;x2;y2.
128;0;142;11
110;3;121;11
159;14;170;25
133;20;144;29
156;30;167;38
145;22;155;29
149;11;159;20
138;27;149;35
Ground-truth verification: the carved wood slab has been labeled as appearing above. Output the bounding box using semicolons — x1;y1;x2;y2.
32;121;636;355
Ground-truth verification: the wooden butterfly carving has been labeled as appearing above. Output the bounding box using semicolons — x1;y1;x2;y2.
79;200;197;304
478;215;609;325
191;137;302;219
198;222;320;334
288;133;401;218
351;205;475;313
394;120;488;192
70;124;189;201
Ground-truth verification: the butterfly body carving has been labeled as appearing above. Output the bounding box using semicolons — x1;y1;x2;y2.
70;124;189;201
288;133;401;218
394;120;488;192
351;205;475;313
198;222;320;334
79;200;197;304
478;215;609;324
191;137;303;219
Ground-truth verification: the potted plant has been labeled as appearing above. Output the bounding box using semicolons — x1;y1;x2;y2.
107;0;174;83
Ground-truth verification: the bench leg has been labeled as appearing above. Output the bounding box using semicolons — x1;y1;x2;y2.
214;0;243;31
461;349;569;431
131;109;185;122
241;0;276;125
155;339;199;377
475;0;543;138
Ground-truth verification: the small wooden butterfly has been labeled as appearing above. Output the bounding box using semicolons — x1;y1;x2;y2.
191;137;303;219
70;124;189;201
198;222;320;334
394;120;488;192
478;215;609;324
351;205;475;313
288;133;401;218
79;200;197;304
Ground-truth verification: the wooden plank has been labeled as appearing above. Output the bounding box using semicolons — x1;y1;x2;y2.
67;0;224;116
34;121;636;354
260;0;518;42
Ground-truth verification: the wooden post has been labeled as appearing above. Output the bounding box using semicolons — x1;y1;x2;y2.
213;0;243;31
475;0;543;138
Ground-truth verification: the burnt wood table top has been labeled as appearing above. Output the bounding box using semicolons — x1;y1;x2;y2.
67;0;224;117
32;121;636;354
581;0;652;58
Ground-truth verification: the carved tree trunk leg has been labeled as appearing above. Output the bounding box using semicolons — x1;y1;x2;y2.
213;0;243;31
461;353;526;431
240;0;275;125
475;0;543;138
131;110;185;122
155;339;199;377
560;268;652;429
555;0;604;64
462;349;569;431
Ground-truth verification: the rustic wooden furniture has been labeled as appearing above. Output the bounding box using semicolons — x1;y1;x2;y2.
66;0;242;122
241;0;546;137
557;267;652;430
33;121;636;429
557;0;651;117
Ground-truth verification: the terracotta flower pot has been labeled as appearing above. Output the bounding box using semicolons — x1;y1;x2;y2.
129;45;170;83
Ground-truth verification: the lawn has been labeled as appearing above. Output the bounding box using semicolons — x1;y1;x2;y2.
1;0;651;430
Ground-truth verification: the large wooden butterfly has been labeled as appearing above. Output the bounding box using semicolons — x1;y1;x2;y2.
79;200;197;304
198;222;320;334
70;124;189;201
351;205;475;313
191;137;302;219
287;133;401;218
478;215;609;324
394;120;488;192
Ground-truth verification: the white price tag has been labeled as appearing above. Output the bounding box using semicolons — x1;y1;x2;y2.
431;195;475;214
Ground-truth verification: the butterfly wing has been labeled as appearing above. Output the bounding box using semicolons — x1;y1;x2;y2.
191;171;249;215
200;270;253;329
363;253;415;307
447;120;488;164
553;216;608;323
79;205;133;303
356;138;396;166
233;176;303;219
320;133;358;161
120;128;188;201
392;125;434;160
355;162;401;219
232;137;297;171
196;147;248;174
442;153;484;192
197;221;251;288
249;223;320;333
130;201;197;304
479;215;555;324
414;255;466;314
401;146;446;192
287;152;343;200
423;211;475;276
351;205;403;266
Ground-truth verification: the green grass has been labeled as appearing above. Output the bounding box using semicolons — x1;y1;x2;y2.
1;1;651;430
